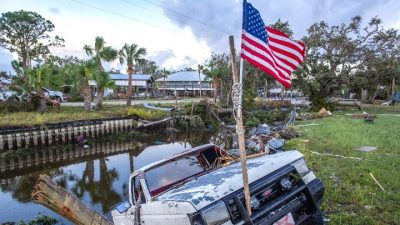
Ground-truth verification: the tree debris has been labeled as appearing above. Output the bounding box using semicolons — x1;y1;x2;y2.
310;151;363;160
369;173;385;191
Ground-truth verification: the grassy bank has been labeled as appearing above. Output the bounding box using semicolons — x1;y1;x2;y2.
0;105;172;127
287;110;400;224
0;106;126;127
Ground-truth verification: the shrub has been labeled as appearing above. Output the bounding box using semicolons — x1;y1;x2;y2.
0;101;35;113
125;107;168;121
245;116;260;127
253;99;292;109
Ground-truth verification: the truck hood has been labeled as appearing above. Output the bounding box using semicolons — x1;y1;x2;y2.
157;150;303;210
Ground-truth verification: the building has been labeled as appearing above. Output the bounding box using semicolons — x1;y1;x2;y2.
110;73;154;97
155;71;213;96
90;73;154;98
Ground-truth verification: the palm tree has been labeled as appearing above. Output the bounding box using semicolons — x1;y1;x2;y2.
161;68;170;95
26;64;62;113
83;37;117;109
26;66;49;113
198;64;204;98
94;71;116;109
63;60;97;111
119;43;147;106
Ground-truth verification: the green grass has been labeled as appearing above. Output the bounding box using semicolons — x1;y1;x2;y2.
0;106;126;127
126;106;169;120
361;104;400;114
0;104;175;127
287;111;400;224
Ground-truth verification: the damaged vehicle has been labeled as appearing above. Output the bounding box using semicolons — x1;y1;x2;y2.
112;144;324;225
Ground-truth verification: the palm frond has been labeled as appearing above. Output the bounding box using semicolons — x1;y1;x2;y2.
100;46;118;62
95;36;105;53
83;44;94;57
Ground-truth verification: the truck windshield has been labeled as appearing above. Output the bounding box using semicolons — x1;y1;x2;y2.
145;155;206;196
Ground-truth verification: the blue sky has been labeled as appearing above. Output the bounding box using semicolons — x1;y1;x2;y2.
1;0;400;74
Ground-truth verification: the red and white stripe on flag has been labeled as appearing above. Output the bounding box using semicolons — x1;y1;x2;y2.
241;27;305;88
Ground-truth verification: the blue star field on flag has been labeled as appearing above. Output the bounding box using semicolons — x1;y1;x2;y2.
243;0;268;44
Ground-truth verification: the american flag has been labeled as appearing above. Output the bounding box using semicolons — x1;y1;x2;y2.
241;0;305;88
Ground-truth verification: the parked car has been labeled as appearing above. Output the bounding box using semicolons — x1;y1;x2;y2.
0;91;20;102
60;85;72;102
42;88;64;102
391;92;400;105
112;144;325;225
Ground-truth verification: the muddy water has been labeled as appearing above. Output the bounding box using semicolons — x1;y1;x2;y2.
0;131;223;224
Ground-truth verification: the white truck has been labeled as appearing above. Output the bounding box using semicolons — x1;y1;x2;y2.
111;144;325;225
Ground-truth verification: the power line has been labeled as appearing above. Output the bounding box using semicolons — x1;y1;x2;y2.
119;0;230;38
119;0;162;16
141;0;230;35
69;0;190;37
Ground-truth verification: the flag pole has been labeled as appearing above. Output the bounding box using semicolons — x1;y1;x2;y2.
229;36;252;215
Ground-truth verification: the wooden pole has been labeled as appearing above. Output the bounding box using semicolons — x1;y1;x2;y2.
229;35;252;215
32;175;113;225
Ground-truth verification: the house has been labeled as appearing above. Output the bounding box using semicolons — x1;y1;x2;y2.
110;73;154;97
90;73;154;98
155;71;213;96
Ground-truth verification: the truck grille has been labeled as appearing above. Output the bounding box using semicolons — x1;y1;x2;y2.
223;165;319;225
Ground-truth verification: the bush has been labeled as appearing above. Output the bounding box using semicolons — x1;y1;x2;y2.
245;116;260;127
126;107;168;120
253;99;292;109
1;215;58;225
0;101;35;113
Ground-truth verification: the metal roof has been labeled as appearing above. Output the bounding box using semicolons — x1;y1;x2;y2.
110;73;153;81
155;71;209;82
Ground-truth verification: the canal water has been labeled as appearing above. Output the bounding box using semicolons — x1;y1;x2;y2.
0;131;226;224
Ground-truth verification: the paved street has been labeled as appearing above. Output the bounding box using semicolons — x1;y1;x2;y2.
61;97;309;107
61;98;203;107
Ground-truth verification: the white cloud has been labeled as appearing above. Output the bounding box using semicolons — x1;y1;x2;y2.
1;0;400;73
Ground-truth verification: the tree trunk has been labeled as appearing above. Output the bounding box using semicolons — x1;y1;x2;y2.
37;89;47;114
32;175;113;225
361;88;368;102
23;38;31;69
163;76;166;95
82;80;92;111
39;96;47;114
370;84;380;103
127;71;133;106
392;78;396;98
213;80;218;103
265;79;268;99
199;72;202;98
96;87;105;110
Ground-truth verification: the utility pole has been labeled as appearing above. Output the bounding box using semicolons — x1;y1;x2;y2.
198;64;202;98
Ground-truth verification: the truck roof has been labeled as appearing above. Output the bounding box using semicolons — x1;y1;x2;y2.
156;150;303;210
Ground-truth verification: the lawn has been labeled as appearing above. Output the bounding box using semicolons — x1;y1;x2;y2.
0;106;127;127
0;105;173;127
287;108;400;224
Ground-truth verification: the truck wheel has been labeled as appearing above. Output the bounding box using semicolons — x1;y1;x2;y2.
313;210;325;225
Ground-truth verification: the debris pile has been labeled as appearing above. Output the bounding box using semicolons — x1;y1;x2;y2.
296;113;317;121
351;112;377;122
318;107;332;117
279;127;300;140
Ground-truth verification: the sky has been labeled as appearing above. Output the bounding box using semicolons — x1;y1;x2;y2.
1;0;400;74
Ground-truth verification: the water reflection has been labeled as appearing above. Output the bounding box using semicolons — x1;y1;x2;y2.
0;131;215;223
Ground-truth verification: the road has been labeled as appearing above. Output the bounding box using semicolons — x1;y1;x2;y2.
61;98;203;107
